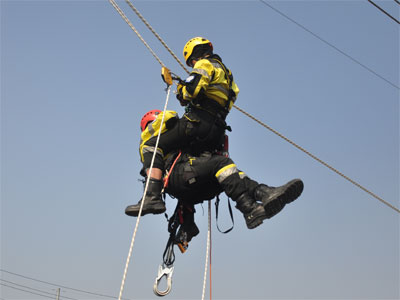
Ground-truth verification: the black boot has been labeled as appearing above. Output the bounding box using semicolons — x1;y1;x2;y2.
235;193;267;229
254;179;304;219
125;178;166;217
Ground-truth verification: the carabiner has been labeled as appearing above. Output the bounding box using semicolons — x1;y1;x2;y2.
153;264;174;297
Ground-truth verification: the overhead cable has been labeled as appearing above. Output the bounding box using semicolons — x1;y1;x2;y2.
259;0;399;90
108;0;166;67
110;0;400;214
123;0;190;74
0;269;130;300
0;279;78;300
233;105;400;213
367;0;400;24
1;283;58;300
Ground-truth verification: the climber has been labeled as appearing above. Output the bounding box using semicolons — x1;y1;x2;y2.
125;110;304;230
135;37;239;216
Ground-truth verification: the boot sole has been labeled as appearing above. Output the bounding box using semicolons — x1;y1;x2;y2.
263;179;304;219
125;204;166;217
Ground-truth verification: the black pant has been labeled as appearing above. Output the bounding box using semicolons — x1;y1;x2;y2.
165;153;259;205
142;109;226;171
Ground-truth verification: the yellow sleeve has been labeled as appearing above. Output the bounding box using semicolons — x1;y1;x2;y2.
139;110;178;161
182;59;214;100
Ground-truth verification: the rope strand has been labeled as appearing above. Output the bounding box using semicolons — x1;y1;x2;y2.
123;0;190;74
118;86;173;300
201;201;212;300
233;105;400;214
109;0;165;67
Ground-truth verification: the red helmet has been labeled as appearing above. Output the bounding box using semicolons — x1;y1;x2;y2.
140;109;161;131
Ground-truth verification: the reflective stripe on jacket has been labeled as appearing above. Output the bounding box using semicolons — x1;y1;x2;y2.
181;57;239;111
139;110;178;162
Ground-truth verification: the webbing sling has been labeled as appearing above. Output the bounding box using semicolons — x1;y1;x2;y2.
215;195;234;234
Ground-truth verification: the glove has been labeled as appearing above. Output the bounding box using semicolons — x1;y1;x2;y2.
176;83;183;99
176;83;186;106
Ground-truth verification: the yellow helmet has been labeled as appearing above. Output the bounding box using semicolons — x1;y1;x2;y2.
183;37;213;67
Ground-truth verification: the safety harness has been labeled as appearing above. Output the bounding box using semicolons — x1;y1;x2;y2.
207;57;236;114
186;56;235;132
154;148;235;296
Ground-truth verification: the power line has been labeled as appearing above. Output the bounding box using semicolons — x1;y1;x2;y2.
395;0;400;6
0;269;131;300
1;283;56;300
367;0;400;24
233;105;400;214
1;279;57;297
0;279;78;300
258;0;399;90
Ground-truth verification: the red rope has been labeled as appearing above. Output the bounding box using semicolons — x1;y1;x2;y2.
163;151;182;188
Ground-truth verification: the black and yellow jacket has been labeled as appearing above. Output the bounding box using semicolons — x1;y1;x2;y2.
139;110;178;162
179;54;239;112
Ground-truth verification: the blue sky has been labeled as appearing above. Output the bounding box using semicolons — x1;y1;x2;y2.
1;1;399;299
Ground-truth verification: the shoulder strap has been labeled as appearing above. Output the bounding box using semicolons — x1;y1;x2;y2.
207;57;235;112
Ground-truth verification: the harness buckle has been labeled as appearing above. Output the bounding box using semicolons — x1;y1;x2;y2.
153;264;174;296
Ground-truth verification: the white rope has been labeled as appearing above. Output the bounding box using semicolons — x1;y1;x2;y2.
201;201;211;300
118;86;172;300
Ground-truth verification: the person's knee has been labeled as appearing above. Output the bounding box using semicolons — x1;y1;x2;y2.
142;151;165;170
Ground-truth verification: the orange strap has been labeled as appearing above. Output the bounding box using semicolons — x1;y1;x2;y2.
163;151;182;188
